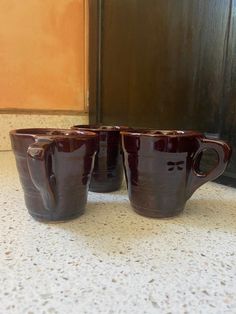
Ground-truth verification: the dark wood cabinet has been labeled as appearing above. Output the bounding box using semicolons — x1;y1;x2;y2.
89;0;236;187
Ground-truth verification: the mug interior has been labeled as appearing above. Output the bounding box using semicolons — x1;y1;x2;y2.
72;125;121;132
10;128;97;138
121;129;203;137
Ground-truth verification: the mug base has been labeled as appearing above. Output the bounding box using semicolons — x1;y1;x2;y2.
28;210;84;223
131;203;184;218
89;184;122;193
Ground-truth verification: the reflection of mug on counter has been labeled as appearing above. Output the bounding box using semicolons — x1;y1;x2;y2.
121;130;232;218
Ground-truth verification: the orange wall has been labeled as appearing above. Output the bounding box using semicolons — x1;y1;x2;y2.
0;0;86;111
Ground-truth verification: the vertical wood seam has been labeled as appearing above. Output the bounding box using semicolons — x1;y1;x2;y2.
84;0;89;112
96;0;102;123
220;0;233;135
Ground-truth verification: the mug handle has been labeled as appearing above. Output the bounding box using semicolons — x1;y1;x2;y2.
187;138;231;198
27;138;56;211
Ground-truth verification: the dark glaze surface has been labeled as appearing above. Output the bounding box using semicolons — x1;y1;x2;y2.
72;125;124;192
10;128;98;222
121;130;231;218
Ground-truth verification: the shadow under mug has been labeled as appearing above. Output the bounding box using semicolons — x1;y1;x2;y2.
72;125;124;192
121;130;232;218
10;128;98;222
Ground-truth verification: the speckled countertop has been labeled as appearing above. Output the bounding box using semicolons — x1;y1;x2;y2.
0;151;236;314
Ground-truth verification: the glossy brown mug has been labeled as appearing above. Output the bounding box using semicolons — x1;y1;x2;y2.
72;125;124;192
10;128;98;222
121;130;232;218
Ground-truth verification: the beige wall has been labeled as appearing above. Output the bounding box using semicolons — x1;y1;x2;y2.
0;0;86;111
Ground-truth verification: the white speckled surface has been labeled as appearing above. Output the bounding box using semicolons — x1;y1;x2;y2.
0;151;236;314
0;113;88;150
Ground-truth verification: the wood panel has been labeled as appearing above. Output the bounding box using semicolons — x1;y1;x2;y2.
89;0;236;185
0;0;87;111
96;0;230;132
219;0;236;179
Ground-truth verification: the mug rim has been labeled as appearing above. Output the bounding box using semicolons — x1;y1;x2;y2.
120;129;204;137
72;125;122;132
9;128;98;139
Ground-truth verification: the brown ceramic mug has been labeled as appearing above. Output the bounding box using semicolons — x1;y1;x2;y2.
10;128;98;222
121;130;232;218
72;125;124;192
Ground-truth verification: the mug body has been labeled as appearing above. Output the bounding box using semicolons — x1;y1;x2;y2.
72;125;123;192
10;128;98;221
121;130;231;218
